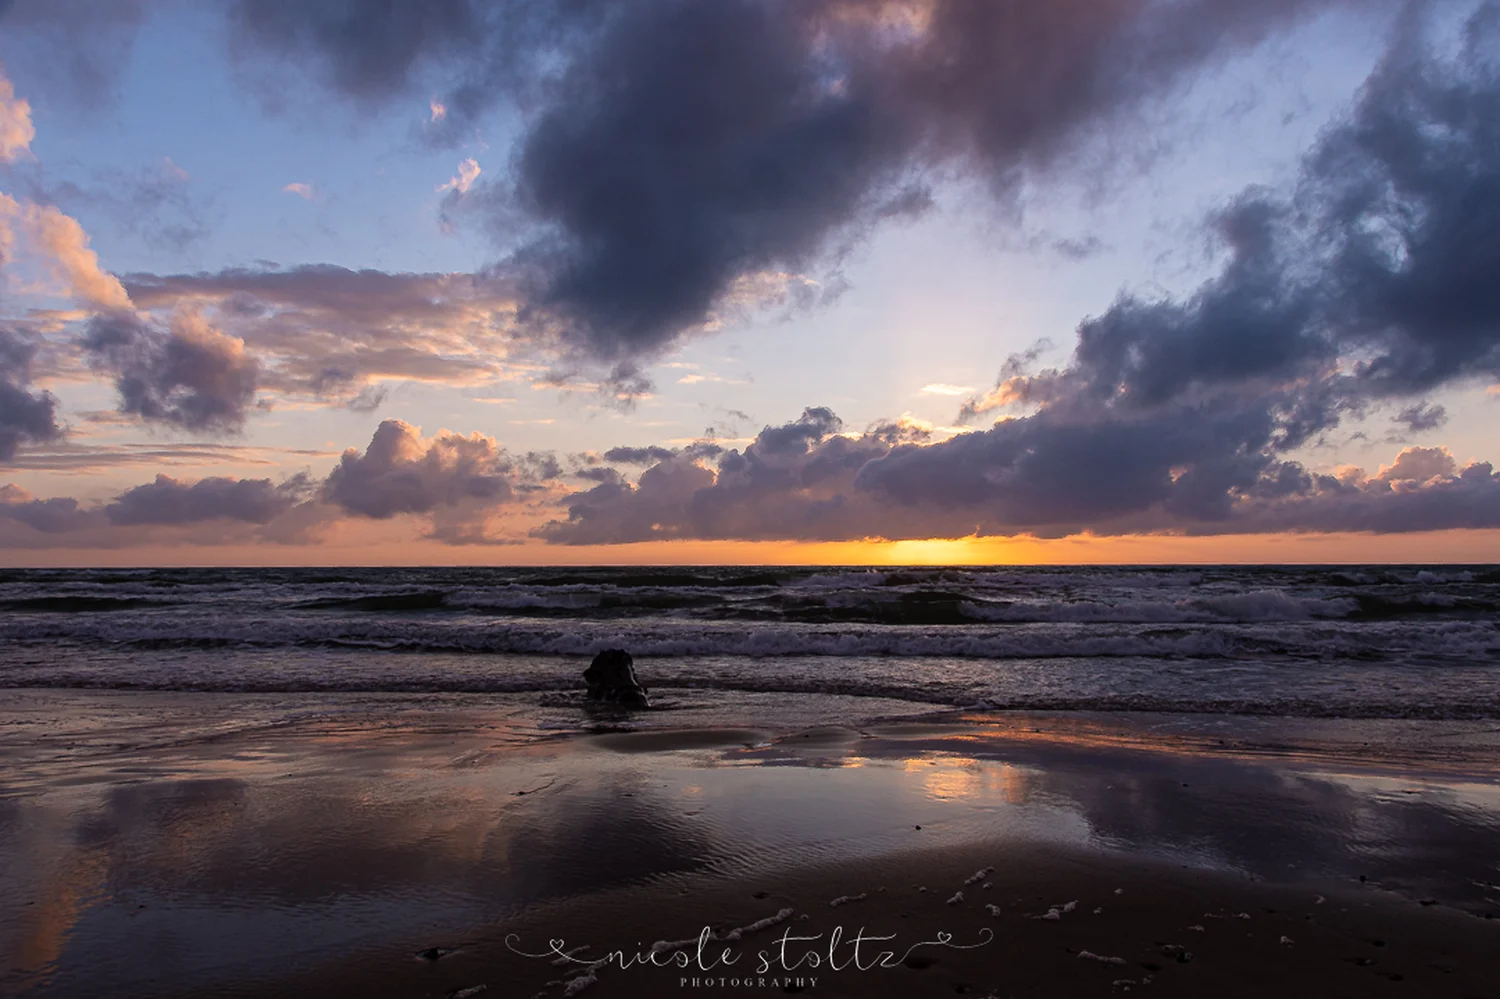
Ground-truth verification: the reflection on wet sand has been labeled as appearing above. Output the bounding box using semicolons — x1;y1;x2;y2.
1;698;1497;996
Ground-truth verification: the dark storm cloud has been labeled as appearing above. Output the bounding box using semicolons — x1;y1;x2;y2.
1065;197;1329;409
1315;6;1500;394
105;472;314;526
0;328;62;462
498;0;908;360
975;4;1500;425
223;0;1371;362
83;313;260;433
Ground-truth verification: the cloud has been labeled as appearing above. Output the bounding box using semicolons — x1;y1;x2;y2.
226;0;1380;366
1393;401;1447;434
1375;445;1456;484
854;395;1305;532
436;158;481;232
105;472;314;526
0;64;35;161
0;193;132;309
1225;448;1500;536
540;453;718;546
0;417;565;549
1;439;335;472
4;405;1497;550
919;383;975;397
0;418;571;546
0;197;11;269
429;98;447;122
437;157;480;195
121;264;521;404
0;327;61;461
0;484;97;533
323;418;561;542
282;182;314;199
540;405;1500;544
83;311;261;433
540;407;891;544
0;473;329;547
601;445;677;466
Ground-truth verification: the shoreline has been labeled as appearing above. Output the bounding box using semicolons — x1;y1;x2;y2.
2;691;1498;996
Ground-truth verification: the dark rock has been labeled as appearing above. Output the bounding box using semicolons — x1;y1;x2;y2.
584;649;650;707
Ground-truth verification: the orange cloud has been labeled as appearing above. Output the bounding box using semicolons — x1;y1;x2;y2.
0;194;132;310
437;158;481;195
0;67;35;162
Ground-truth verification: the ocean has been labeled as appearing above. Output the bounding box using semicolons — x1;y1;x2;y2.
2;564;1497;725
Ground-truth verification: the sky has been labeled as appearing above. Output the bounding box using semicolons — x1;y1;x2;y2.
0;0;1498;566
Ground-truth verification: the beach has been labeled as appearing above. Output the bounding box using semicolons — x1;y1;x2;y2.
3;688;1498;997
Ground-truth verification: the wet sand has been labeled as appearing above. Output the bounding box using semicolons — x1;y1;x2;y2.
1;690;1498;997
264;841;1500;999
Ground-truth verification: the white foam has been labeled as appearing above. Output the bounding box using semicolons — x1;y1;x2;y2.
562;969;597;995
724;908;794;940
